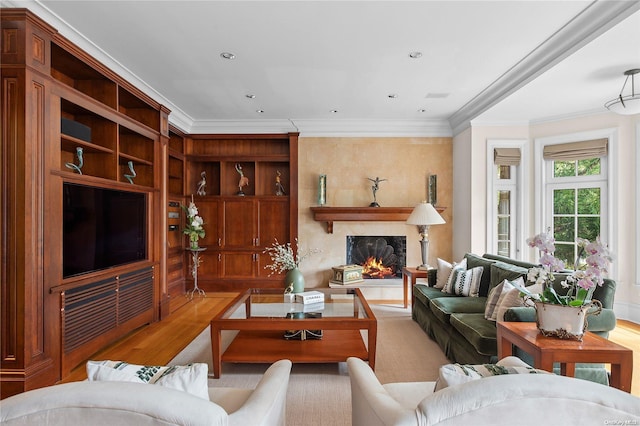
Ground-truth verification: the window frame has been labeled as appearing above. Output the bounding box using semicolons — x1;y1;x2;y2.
486;139;528;259
534;128;617;277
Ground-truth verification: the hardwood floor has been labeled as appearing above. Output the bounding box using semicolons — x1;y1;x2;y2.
60;294;237;383
60;295;640;397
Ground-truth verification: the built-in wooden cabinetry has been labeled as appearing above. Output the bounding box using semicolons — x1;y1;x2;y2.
184;134;299;291
1;9;299;398
0;9;168;397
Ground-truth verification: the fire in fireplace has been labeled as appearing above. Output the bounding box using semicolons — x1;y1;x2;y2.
346;236;406;279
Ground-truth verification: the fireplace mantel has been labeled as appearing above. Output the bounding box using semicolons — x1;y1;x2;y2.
310;206;446;233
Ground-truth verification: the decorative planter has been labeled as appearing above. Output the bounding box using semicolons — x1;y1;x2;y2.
534;300;602;341
190;240;199;250
285;267;305;294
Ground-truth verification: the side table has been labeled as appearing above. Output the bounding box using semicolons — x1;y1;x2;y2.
497;321;633;392
401;267;431;309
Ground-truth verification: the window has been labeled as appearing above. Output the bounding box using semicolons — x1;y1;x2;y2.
547;158;605;268
535;132;614;271
487;141;527;258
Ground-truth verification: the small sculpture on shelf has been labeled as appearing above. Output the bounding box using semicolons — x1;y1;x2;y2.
196;171;207;196
235;163;249;196
367;176;387;207
275;170;286;196
65;147;84;175
124;161;136;184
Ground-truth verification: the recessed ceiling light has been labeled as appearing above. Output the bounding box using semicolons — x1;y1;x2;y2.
418;108;427;113
256;109;264;113
409;51;422;59
330;109;339;113
220;52;236;60
245;94;256;99
388;94;398;99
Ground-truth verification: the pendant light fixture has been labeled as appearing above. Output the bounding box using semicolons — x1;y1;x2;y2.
605;69;640;115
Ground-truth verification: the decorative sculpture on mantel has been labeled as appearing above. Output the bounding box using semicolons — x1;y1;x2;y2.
197;171;207;196
236;163;249;196
367;176;387;207
65;147;84;175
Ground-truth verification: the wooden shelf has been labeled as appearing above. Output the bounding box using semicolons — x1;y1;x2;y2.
310;206;445;233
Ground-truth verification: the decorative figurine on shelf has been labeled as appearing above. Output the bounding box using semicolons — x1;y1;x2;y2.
65;147;84;175
124;161;136;184
367;176;387;207
235;163;249;196
196;171;207;196
275;170;286;196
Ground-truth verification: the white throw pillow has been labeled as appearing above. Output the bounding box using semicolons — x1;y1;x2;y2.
434;356;551;391
441;258;467;294
495;276;527;321
435;258;452;289
86;360;209;400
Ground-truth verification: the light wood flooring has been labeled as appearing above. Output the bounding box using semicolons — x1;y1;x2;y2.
61;295;640;396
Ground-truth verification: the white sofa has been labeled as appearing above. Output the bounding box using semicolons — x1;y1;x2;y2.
0;359;292;426
347;357;640;426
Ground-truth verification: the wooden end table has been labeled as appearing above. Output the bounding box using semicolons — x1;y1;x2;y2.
497;321;633;392
402;267;430;308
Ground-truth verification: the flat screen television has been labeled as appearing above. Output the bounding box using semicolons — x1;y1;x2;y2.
63;183;147;278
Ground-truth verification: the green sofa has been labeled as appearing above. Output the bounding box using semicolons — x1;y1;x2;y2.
411;253;617;384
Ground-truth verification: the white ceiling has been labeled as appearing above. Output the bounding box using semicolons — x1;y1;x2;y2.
6;0;640;135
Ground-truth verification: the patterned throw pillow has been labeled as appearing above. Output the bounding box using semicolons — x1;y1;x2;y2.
434;356;551;391
441;258;468;294
86;360;209;400
484;279;513;321
449;266;484;297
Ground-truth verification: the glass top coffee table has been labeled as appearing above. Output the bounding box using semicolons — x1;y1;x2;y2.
210;288;377;378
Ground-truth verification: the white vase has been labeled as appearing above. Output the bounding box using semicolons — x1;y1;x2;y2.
534;300;602;341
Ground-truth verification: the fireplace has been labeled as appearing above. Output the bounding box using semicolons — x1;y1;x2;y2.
346;236;406;279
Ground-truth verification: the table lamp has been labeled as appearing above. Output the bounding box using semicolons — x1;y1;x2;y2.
406;201;445;270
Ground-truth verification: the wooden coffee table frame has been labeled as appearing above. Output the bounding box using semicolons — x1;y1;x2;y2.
210;288;377;378
497;321;633;392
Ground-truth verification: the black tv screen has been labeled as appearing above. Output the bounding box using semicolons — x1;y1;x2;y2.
63;183;147;278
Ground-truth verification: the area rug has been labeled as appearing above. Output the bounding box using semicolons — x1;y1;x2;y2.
169;303;449;426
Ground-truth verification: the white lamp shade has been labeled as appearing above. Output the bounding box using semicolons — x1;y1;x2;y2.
406;201;445;226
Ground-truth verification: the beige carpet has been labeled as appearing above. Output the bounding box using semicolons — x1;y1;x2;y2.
169;303;449;426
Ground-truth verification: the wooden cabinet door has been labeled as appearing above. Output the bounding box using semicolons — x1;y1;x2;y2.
197;199;221;248
257;199;289;248
222;199;256;248
221;252;256;279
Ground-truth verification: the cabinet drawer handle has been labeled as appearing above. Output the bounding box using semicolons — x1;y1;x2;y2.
218;238;222;246
218;254;221;261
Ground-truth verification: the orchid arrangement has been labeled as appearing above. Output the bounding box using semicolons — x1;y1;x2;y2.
522;230;613;307
263;239;319;275
182;199;205;248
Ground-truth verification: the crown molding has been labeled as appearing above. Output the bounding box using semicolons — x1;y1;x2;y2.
183;118;452;137
449;0;640;136
291;119;452;137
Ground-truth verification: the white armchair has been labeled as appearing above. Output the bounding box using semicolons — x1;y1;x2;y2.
347;357;640;426
0;359;292;426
